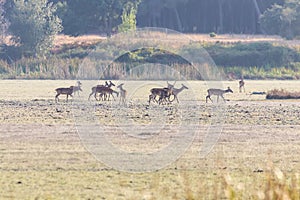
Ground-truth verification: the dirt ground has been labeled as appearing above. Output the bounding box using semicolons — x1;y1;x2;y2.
1;80;300;199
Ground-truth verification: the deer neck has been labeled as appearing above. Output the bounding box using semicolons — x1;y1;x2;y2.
178;86;186;92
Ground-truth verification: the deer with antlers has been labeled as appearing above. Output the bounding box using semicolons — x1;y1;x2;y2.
148;81;176;105
149;87;174;105
88;81;118;101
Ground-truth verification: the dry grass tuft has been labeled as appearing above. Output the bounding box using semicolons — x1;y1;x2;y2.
266;89;300;99
51;34;106;53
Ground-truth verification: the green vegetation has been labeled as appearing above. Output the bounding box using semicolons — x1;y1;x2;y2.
55;0;141;36
260;0;300;39
118;4;138;33
1;38;300;80
1;0;300;80
4;0;62;57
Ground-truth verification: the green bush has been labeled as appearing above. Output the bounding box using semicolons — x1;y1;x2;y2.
206;42;299;68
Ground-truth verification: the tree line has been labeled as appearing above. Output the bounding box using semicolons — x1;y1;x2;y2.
1;0;300;59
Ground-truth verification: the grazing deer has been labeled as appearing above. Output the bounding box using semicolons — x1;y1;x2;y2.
88;81;115;101
55;86;74;103
239;78;245;93
117;83;127;104
206;87;233;103
170;84;188;103
73;81;82;96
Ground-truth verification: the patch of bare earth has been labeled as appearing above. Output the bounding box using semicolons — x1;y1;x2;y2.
1;97;300;199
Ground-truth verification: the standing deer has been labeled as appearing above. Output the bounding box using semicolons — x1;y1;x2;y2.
206;87;233;103
55;86;75;103
98;87;119;101
73;81;82;96
149;87;173;105
239;78;245;93
117;83;127;104
170;84;188;103
88;81;116;101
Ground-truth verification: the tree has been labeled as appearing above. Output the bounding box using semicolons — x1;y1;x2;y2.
259;4;283;35
6;0;62;57
260;0;300;39
118;1;141;32
0;0;9;45
118;7;137;32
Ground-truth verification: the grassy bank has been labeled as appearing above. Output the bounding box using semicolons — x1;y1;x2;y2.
1;34;300;80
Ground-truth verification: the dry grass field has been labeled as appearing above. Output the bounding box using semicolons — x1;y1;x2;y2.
1;80;300;199
51;33;300;52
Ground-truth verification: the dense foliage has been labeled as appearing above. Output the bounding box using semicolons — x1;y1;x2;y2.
0;41;299;80
56;0;141;36
4;0;62;57
50;0;286;35
260;0;300;39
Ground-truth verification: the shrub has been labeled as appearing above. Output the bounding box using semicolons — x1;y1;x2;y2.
266;89;300;99
6;0;62;57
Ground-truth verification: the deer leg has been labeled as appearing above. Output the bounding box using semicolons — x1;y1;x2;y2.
206;95;212;103
111;93;116;101
221;95;225;102
175;95;179;103
148;94;152;105
88;92;94;101
55;94;60;102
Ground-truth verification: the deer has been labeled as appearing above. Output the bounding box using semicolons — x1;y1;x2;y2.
55;86;75;103
73;81;82;96
88;81;116;101
167;81;176;89
98;87;119;101
170;84;188;103
148;81;178;105
117;83;127;104
239;78;245;93
206;87;233;103
148;87;173;105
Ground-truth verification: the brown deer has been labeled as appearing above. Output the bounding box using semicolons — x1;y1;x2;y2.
148;81;176;105
148;87;173;105
239;78;245;93
99;87;119;101
206;87;233;103
55;86;75;102
88;81;116;101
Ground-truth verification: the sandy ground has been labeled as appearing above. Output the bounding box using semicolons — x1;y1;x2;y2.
1;80;300;199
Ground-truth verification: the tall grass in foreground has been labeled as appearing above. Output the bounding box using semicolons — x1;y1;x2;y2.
178;168;300;199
